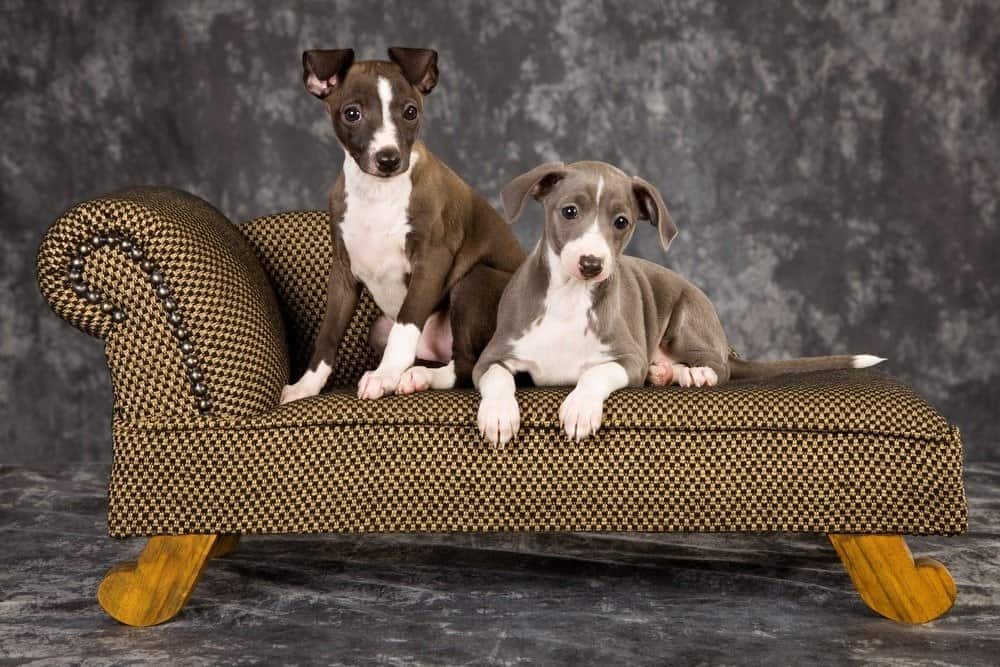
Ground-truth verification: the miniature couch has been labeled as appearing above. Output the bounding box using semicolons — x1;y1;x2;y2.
36;188;968;627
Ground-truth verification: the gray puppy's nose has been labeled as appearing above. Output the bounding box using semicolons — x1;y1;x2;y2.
375;148;401;174
579;255;603;279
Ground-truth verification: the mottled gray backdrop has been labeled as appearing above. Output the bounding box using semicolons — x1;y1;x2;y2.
2;0;998;464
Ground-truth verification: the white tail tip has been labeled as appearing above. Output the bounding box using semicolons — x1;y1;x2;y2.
852;354;887;369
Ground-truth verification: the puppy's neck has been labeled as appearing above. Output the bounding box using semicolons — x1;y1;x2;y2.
342;148;419;201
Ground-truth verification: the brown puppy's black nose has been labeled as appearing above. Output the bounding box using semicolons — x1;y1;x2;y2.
579;255;603;279
375;148;401;174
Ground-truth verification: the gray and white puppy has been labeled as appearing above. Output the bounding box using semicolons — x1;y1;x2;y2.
473;161;884;444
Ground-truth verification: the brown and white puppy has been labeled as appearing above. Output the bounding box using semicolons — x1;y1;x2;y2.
281;48;525;403
473;161;885;444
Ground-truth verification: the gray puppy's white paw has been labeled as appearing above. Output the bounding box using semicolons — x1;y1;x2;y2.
672;364;718;388
646;361;674;386
689;366;718;387
559;389;605;441
478;395;521;445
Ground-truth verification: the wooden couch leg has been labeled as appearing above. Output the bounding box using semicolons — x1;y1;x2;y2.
97;534;226;626
208;534;240;559
828;534;957;624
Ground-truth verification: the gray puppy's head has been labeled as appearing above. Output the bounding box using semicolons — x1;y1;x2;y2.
502;161;677;282
303;47;439;177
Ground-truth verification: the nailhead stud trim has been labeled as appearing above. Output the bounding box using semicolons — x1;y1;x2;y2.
66;232;212;414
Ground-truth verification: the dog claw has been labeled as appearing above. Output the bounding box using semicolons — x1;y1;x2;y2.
357;370;400;400
397;367;432;395
478;395;521;445
559;390;604;441
672;364;718;388
280;382;318;405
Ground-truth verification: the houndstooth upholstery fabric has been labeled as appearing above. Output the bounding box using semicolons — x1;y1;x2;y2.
37;189;968;537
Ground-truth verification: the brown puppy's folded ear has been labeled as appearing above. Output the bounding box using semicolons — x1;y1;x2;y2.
632;176;678;251
387;47;439;94
302;49;355;98
501;163;567;223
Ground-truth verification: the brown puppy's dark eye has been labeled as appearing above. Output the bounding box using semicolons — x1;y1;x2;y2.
342;105;361;123
560;205;579;220
613;215;630;230
403;104;419;121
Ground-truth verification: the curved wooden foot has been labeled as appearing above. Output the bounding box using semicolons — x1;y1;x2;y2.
98;534;225;626
208;534;240;559
829;534;957;624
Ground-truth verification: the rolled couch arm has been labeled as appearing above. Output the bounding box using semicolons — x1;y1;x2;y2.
37;187;289;422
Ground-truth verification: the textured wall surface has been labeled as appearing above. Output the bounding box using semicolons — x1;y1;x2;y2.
2;0;998;464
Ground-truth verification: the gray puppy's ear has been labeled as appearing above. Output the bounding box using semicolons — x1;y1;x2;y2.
501;162;567;223
632;176;678;251
303;49;355;98
388;47;439;94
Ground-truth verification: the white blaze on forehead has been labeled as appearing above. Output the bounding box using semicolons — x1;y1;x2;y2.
371;76;398;152
595;176;604;207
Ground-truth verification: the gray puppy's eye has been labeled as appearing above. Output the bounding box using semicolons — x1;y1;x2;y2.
560;205;579;220
613;215;630;230
342;105;362;123
403;104;419;121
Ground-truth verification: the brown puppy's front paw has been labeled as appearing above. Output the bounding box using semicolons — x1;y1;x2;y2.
559;390;604;441
281;382;316;405
357;370;401;399
397;367;432;395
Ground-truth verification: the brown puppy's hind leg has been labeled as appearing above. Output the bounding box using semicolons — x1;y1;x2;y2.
449;265;513;388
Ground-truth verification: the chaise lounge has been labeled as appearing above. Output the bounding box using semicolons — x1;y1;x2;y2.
36;187;967;627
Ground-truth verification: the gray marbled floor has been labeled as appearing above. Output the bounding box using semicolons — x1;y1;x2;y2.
1;464;998;666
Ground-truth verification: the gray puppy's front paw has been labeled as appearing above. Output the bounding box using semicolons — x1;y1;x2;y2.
478;395;521;445
559;389;605;441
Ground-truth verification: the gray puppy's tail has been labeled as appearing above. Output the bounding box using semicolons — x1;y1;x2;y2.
728;353;885;380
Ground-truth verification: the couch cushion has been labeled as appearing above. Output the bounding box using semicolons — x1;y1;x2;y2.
108;369;966;537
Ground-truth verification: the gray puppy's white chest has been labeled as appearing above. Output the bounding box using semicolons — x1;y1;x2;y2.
510;250;611;385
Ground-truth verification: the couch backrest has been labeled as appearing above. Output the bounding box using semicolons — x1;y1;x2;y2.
240;211;378;388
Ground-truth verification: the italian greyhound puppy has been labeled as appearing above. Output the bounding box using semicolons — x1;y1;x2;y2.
473;161;884;444
281;48;524;404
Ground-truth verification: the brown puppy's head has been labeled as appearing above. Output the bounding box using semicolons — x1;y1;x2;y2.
502;161;677;282
302;47;438;177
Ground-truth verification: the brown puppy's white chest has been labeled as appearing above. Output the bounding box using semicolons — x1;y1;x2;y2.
339;151;415;320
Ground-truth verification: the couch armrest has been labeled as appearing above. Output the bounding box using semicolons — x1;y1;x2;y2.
37;187;289;421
